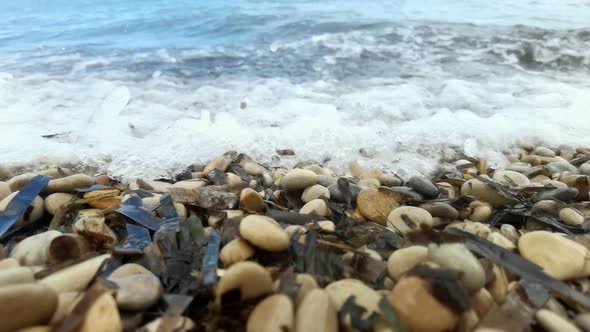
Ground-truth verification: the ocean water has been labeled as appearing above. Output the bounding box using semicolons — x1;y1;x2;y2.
1;0;590;178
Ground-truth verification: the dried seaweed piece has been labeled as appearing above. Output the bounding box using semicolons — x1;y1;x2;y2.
115;224;152;255
0;175;51;237
75;185;110;193
163;294;194;315
378;296;407;332
228;164;252;182
446;228;590;309
184;215;206;247
159;194;179;221
339;295;380;332
275;268;301;299
474;175;522;204
49;200;82;231
201;230;221;287
349;254;388;287
115;204;163;231
489;207;585;234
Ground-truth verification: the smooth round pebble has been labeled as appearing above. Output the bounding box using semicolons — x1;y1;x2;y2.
492;169;530;186
536;309;581;332
215;261;273;301
519;231;590;280
0;182;10;202
0;192;44;226
387;206;433;235
461;179;512;206
246;294;293;332
295;289;338;332
44;193;74;215
387;246;429;280
280;169;317;191
239;215;290;252
419;202;459;220
239;188;264;213
535;147;556;158
110;273;163;311
407;176;440;199
301;184;330;203
560;208;585;226
299;199;329;216
220;238;255;267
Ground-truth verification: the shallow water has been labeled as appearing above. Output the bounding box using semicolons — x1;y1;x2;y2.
1;0;590;178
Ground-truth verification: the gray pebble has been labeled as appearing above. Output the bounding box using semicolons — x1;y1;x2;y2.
407;176;439;199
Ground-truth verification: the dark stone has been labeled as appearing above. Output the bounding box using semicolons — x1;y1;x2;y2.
532;187;579;203
407;176;440;199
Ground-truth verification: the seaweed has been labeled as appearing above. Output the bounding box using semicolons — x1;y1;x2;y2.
0;175;51;238
75;185;111;193
115;224;152;255
115;204;163;231
378;296;407;332
200;230;221;287
338;295;380;332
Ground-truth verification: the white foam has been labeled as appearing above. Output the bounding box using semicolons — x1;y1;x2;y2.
1;64;589;179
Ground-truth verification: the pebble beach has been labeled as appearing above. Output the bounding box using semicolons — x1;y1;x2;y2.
1;144;590;331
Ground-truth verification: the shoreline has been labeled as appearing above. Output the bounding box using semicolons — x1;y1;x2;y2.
0;143;589;331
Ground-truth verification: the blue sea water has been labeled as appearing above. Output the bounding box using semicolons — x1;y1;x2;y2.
1;0;590;178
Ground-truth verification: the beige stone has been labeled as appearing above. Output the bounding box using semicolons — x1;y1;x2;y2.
356;189;400;225
215;261;273;301
240;215;290;252
299;199;329;216
536;309;580;332
280;169;317;191
246;294;293;332
387;206;433;235
220;238;255;267
387;246;428;280
429;243;486;293
295;289;338;332
301;184;330;203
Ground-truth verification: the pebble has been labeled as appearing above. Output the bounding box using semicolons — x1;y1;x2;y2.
519;231;590;280
295;289;338;332
471;288;494;317
171;179;207;189
246;294;293;332
437;182;456;198
387;245;429;280
240;215;290;252
329;182;362;203
0;166;13;181
325;279;382;321
559;207;585;226
535;146;556;158
0;284;58;332
428;243;486;293
77;292;122;332
243;162;266;176
280;169;317;191
419;202;459;220
536;309;581;332
316;175;337;187
299;199;329;216
0;191;44;226
387;206;433;235
380;174;402;187
532;187;578;203
109;272;163;311
492;169;530;186
580;162;590;176
111;263;153;277
215;261;273;301
575;313;590;332
357;178;380;189
7;173;39;191
301;184;330;203
357;189;400;225
274;273;318;306
45;174;95;193
40;254;111;293
533;200;561;216
142;316;194;332
470;203;493;223
203;156;231;174
457;309;479;332
0;267;35;286
10;230;62;266
488;264;509;304
83;189;121;210
0;182;10;201
198;188;239;210
44;193;74;215
389;276;459;332
461;179;512;206
239;188;264;213
546;161;578;175
0;258;19;269
407;176;440;199
220;238;255;267
487;232;516;250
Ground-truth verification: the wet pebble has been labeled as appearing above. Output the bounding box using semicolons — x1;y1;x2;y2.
535;146;556;158
461;179;512;206
407;176;440;199
295;289;338;332
109;270;163;311
239;188;264;213
329;182;361;203
44;193;74;215
546;161;577;175
559;207;585;226
45;174;95;194
219;238;255;267
299;199;329;216
532;187;578;203
387;245;429;280
492;169;530;186
419;202;458;220
215;261;273;301
536;309;581;332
